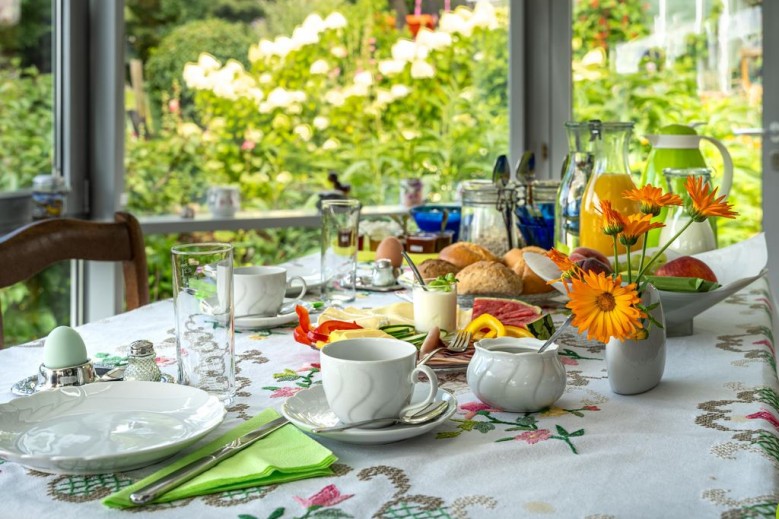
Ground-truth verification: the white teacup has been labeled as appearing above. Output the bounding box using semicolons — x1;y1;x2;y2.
320;338;439;426
234;266;307;318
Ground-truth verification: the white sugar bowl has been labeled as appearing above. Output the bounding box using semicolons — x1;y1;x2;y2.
467;337;566;412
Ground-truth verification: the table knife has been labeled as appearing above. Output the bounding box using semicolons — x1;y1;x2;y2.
129;416;289;505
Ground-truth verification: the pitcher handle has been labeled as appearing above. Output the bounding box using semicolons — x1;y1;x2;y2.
700;136;733;197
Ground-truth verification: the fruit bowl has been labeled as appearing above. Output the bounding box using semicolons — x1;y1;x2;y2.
523;234;768;336
410;204;461;240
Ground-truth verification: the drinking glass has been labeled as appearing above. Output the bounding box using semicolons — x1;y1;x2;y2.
171;243;235;403
321;199;361;303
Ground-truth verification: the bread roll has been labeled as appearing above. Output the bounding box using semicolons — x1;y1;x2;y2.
417;259;460;280
439;242;500;270
504;246;554;294
456;261;523;296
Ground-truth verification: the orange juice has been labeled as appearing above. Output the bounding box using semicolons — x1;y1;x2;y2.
579;173;642;257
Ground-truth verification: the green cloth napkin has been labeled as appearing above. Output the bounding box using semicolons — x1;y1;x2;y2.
645;275;721;293
103;408;337;508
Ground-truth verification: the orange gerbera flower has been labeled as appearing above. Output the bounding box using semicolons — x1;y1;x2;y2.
685;175;739;222
546;248;582;290
566;271;645;344
598;200;626;236
623;185;682;216
619;213;665;247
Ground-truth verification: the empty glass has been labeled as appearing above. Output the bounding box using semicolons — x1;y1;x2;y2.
321;199;361;303
171;243;235;403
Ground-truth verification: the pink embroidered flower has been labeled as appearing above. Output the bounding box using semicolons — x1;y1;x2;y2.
746;409;779;431
460;401;500;420
154;356;177;366
269;387;302;398
297;363;320;372
583;405;601;412
241;140;256;151
294;484;354;508
560;357;579;366
515;429;552;444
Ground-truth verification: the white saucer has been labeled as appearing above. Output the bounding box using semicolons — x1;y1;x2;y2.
277;260;324;295
282;384;457;445
0;382;225;474
235;310;298;330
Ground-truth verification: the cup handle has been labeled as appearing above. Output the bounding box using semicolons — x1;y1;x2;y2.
700;135;733;197
400;364;439;416
287;275;308;301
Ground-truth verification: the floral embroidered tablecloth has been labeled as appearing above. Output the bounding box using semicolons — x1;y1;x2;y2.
0;280;777;518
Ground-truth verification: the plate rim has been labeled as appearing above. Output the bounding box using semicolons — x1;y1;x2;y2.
0;381;225;470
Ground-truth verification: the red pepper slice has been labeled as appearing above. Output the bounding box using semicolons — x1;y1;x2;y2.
295;305;311;332
293;325;313;346
307;330;330;344
313;320;362;335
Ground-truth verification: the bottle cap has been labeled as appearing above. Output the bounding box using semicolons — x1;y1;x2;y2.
129;340;155;357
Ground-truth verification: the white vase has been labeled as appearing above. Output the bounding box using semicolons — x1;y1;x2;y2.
605;283;666;395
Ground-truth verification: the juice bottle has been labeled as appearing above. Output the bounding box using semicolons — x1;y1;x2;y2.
578;121;642;257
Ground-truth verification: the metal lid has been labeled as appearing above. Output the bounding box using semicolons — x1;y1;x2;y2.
33;175;69;193
129;340;155;357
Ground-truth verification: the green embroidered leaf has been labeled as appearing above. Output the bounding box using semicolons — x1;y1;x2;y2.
568;428;585;437
555;425;569;437
262;386;281;391
238;515;259;519
505;426;534;432
495;437;513;442
458;420;478;431
514;416;537;427
310;508;353;518
436;430;462;439
266;508;285;519
473;421;496;433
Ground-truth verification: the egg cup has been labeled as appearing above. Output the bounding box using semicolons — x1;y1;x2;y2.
35;360;97;392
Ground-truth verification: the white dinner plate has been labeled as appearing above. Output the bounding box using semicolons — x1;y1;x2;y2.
0;382;225;474
282;384;457;445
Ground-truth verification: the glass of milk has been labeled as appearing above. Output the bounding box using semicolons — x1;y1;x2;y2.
412;280;458;333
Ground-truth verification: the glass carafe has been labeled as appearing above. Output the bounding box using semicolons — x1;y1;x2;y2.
658;168;716;255
460;180;514;256
579;121;642;257
554;122;595;253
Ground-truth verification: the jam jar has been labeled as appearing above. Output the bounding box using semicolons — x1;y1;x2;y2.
459;180;514;256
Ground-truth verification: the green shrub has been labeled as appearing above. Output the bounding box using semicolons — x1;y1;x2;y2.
144;18;255;117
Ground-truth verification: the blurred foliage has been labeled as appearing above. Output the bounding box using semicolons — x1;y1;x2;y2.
0;0;52;70
0;60;52;191
144;18;255;121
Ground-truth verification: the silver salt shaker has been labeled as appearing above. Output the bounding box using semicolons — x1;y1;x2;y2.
123;340;162;382
372;258;397;287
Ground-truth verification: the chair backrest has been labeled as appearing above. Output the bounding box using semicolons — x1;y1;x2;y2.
0;212;150;348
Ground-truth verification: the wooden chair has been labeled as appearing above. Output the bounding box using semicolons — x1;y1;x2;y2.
0;212;150;348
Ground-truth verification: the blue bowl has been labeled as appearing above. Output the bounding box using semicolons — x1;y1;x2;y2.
411;204;461;241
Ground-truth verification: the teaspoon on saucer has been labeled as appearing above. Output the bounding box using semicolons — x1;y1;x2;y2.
311;400;449;433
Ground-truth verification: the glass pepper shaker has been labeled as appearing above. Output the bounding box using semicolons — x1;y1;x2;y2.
123;340;162;382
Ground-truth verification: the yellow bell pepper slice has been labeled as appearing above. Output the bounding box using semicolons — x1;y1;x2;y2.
504;325;534;338
465;313;506;338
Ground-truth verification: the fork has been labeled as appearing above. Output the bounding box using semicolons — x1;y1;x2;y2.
418;329;472;365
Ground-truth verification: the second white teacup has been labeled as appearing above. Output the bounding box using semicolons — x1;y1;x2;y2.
320;338;439;427
234;266;307;318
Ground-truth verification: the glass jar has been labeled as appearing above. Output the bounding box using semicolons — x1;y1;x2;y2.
658;168;716;255
32;174;69;219
515;179;560;250
459;180;514;256
123;340;162;382
579;121;642;257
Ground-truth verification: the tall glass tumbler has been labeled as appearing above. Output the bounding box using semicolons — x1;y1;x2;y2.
321;199;361;303
171;243;235;404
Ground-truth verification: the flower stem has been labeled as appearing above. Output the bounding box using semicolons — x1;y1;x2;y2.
637;218;696;279
626;246;632;285
612;236;619;278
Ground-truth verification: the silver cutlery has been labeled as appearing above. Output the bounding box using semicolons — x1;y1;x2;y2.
129;416;289;505
311;400;449;433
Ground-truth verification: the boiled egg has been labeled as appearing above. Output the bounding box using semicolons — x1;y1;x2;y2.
375;236;403;268
43;326;88;369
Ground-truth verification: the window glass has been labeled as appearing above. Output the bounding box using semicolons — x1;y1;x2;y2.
0;0;70;346
571;0;762;246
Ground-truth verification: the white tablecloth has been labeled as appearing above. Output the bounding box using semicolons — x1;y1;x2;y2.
0;280;778;518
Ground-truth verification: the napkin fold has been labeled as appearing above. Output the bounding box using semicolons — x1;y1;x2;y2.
103;408;337;509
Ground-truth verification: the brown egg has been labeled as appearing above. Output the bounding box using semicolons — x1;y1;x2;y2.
375;236;403;268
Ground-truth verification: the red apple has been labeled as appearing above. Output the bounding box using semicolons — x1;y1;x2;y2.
575;257;612;276
570;247;611;268
654;256;717;283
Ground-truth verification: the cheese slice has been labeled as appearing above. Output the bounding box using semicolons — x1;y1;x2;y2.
328;328;394;343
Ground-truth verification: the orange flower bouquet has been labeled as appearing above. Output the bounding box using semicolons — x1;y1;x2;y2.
547;175;738;345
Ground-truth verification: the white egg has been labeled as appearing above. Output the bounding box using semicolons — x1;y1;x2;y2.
43;326;88;369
